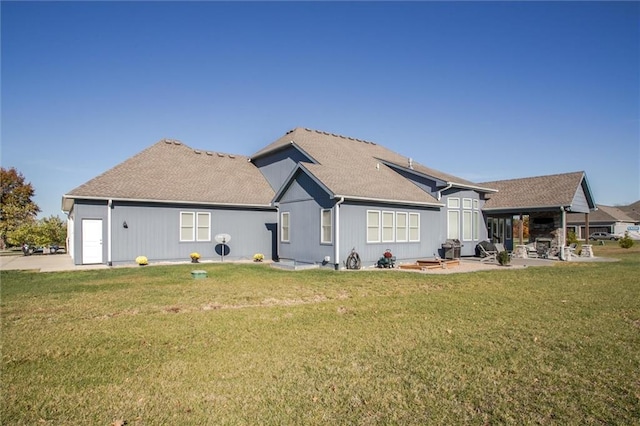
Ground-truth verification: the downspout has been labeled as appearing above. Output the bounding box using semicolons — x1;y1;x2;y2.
274;202;280;261
437;183;453;201
107;199;113;266
334;197;345;270
559;206;566;261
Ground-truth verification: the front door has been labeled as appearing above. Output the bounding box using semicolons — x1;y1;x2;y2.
82;219;103;264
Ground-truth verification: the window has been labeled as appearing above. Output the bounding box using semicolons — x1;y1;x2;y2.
281;212;290;242
448;210;460;239
396;212;408;242
473;199;479;209
180;212;211;242
473;211;480;240
463;210;472;241
382;211;394;242
367;210;381;243
463;198;472;209
409;213;420;242
321;209;332;244
448;198;460;208
506;218;512;239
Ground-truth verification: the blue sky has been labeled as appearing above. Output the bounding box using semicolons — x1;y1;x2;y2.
2;1;638;218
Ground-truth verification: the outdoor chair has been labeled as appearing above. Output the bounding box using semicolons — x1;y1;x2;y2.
525;243;539;258
478;244;497;263
494;243;511;259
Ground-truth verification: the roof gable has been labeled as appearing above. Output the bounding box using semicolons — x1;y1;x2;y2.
64;140;275;208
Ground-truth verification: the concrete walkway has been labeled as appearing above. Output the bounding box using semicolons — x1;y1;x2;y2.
0;253;109;273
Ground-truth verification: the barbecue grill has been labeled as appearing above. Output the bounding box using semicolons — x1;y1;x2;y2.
442;239;463;259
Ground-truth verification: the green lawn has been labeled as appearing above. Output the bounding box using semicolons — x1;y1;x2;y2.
2;244;639;425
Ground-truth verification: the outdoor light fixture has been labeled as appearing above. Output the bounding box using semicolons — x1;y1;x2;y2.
123;221;128;229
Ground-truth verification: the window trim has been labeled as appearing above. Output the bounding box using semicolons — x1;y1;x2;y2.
473;211;480;240
462;210;473;241
396;212;408;242
382;211;395;243
320;208;332;244
196;212;211;242
180;211;211;242
448;210;460;240
447;197;460;209
367;210;381;243
409;212;420;242
180;212;195;242
281;212;290;243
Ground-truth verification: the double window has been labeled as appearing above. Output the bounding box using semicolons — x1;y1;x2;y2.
367;210;419;243
180;212;211;242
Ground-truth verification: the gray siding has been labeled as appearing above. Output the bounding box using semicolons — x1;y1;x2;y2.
338;202;442;266
441;189;488;256
394;169;440;197
254;146;314;192
570;180;591;213
71;199;276;265
72;201;109;265
278;170;335;264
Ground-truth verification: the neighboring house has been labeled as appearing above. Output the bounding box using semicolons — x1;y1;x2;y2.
619;200;640;223
479;171;596;254
567;204;639;240
63;127;598;267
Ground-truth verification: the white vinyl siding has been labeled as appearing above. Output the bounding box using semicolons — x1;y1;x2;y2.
382;211;394;242
281;212;290;242
448;210;460;239
180;212;211;242
462;210;473;241
396;212;408;242
409;213;420;242
321;209;332;244
367;210;381;243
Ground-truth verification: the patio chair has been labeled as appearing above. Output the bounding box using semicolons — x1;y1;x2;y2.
525;243;539;258
478;244;497;263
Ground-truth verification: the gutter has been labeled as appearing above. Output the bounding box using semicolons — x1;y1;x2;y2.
334;194;444;208
62;195;275;210
437;184;453;201
334;197;345;270
107;199;113;266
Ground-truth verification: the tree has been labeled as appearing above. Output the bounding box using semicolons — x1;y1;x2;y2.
0;167;40;248
8;215;66;249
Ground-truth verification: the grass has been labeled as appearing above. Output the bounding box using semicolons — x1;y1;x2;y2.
2;243;639;425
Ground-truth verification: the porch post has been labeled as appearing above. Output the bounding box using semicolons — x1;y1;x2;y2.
519;213;524;245
584;213;589;241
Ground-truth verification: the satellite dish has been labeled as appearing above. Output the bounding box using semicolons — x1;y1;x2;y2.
215;233;231;244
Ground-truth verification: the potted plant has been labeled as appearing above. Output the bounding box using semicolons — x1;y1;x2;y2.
497;250;511;266
253;253;264;262
135;255;148;266
190;252;201;263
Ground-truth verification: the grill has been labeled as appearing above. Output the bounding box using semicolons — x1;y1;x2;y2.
442;239;463;259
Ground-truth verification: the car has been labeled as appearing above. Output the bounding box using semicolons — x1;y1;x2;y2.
589;232;619;241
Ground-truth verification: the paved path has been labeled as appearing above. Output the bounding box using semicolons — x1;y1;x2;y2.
0;253;108;273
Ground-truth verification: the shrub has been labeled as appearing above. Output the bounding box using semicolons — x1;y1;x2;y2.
566;230;578;245
253;253;264;262
190;252;201;261
619;232;634;249
497;250;511;266
135;256;148;266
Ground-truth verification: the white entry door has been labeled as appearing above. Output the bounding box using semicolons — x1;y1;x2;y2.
82;219;103;264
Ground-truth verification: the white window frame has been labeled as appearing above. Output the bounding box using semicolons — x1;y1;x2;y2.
409;213;420;242
180;211;211;242
320;209;332;244
473;211;480;240
448;210;460;239
447;198;460;209
382;211;395;243
462;198;473;209
281;212;290;243
180;212;195;242
462;210;473;241
473;199;479;210
196;212;211;242
396;212;408;242
367;210;381;243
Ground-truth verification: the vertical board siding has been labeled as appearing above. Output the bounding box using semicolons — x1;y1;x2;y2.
570;180;591;213
72;201;108;265
254;146;314;192
441;189;487;256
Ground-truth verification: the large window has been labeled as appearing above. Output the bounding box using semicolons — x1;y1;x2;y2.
462;210;473;241
367;210;381;243
473;211;480;240
396;212;408;242
321;209;332;244
180;212;211;242
448;210;460;239
382;211;395;242
281;212;290;242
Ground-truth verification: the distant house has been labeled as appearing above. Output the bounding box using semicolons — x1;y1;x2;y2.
567;204;639;240
62;127;598;267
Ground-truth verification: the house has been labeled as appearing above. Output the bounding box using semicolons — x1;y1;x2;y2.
62;127;598;267
567;203;639;240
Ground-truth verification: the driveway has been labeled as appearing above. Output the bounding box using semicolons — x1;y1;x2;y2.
0;253;108;273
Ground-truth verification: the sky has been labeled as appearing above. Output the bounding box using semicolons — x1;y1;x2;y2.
2;1;638;219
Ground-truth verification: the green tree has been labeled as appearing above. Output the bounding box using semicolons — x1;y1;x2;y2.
0;167;40;248
619;231;634;249
8;215;66;249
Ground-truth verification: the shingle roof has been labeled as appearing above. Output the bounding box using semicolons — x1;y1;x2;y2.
480;171;587;211
568;204;637;224
620;200;640;222
64;140;275;207
257;127;493;205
